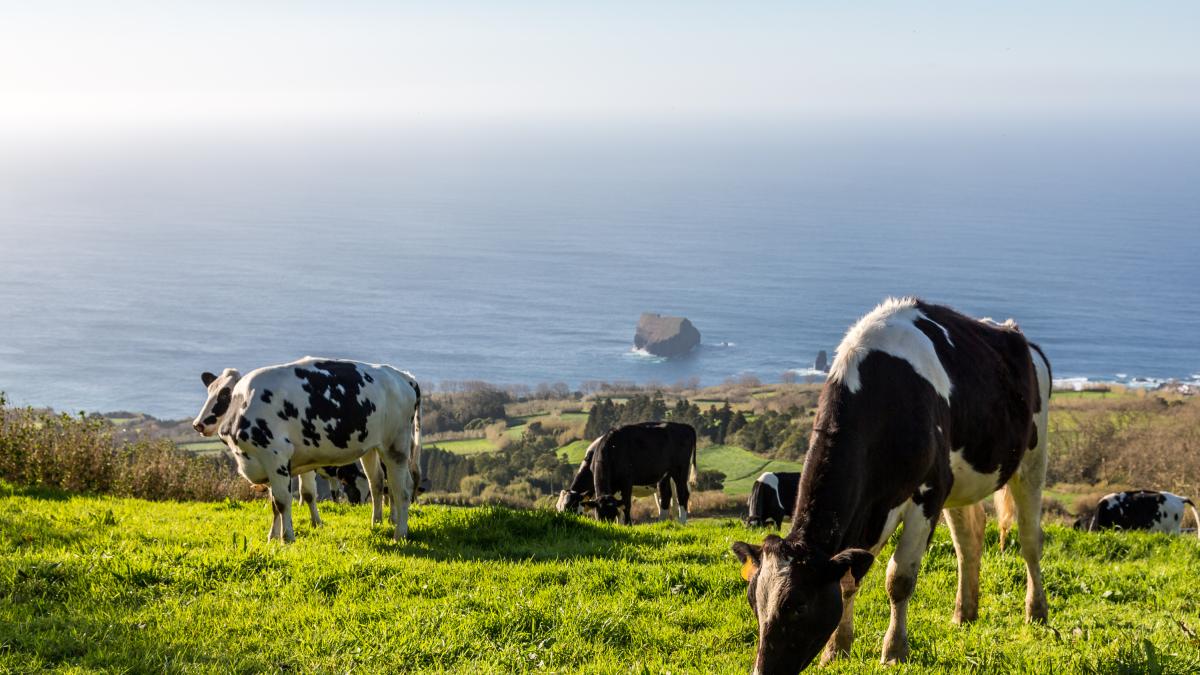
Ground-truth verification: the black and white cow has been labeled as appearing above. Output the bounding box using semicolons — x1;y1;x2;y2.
192;357;421;542
1077;490;1199;537
558;421;697;524
732;298;1051;673
745;472;802;529
316;462;372;504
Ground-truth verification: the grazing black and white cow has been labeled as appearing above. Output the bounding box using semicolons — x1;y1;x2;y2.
316;462;371;504
732;298;1051;673
192;357;421;542
559;421;697;524
1076;490;1199;537
745;472;802;529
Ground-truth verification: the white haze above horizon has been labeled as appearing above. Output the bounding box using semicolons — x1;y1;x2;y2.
2;1;1199;139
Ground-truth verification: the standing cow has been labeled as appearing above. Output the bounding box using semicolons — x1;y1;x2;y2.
192;357;421;542
745;471;802;529
558;422;697;524
732;298;1051;673
1077;490;1199;537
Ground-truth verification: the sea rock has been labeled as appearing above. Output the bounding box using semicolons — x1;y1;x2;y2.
814;350;829;372
634;313;701;358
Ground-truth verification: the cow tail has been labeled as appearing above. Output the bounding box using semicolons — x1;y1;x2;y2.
1186;498;1200;541
410;378;422;472
688;427;698;487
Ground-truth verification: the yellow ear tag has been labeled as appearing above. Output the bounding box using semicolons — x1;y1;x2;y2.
740;558;758;582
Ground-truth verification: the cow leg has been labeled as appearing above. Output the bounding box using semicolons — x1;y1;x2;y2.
267;472;295;543
268;495;282;541
673;469;690;525
382;442;415;540
944;502;986;624
299;471;323;528
822;502;903;665
1008;462;1049;623
819;572;863;664
656;476;672;520
881;505;935;664
622;488;633;526
361;448;386;526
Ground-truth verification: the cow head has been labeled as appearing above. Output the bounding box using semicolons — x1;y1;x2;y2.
732;536;872;674
556;490;585;514
582;494;622;522
340;472;372;505
192;369;242;436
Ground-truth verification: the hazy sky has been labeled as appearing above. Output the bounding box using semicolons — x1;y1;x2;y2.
3;1;1199;135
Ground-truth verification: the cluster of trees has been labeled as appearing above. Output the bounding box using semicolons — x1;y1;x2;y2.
583;394;669;438
729;409;813;460
423;384;510;433
583;393;749;445
421;422;577;502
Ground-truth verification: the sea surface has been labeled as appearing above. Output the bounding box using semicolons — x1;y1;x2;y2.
1;121;1197;418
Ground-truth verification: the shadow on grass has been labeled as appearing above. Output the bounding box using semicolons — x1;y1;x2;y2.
0;610;277;673
369;505;671;562
0;509;88;549
0;482;73;501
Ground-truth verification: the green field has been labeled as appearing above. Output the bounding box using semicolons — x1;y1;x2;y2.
176;439;226;456
697;445;805;495
427;438;498;455
2;487;1198;673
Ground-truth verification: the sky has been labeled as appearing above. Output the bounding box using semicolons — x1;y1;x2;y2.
2;1;1199;137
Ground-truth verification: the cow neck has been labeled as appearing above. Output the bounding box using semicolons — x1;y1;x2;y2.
568;465;592;494
785;428;875;556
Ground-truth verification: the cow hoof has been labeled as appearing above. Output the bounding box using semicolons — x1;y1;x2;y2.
882;642;909;665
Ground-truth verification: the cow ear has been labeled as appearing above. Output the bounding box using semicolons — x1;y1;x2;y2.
732;541;762;582
825;548;874;584
201;372;217;387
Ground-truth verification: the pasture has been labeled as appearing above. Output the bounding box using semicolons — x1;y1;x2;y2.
2;485;1199;673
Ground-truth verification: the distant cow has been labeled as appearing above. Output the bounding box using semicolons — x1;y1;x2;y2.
732;298;1051;672
745;471;801;529
1076;490;1199;537
192;357;421;542
316;462;371;504
558;421;697;524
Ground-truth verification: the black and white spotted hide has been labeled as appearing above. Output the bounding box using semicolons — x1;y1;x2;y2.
192;357;421;543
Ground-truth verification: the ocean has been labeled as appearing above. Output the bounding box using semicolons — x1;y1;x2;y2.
1;120;1197;418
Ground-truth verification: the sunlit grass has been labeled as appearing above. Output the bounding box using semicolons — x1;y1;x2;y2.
3;488;1197;673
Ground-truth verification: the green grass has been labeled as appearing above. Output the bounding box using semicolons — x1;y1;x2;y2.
428;438;497;455
2;488;1198;673
559;439;592;464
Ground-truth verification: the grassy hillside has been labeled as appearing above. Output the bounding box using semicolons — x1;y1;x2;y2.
3;487;1198;673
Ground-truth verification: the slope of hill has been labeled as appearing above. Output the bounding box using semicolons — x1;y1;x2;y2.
3;487;1198;673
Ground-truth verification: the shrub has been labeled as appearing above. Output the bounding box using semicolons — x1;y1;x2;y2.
0;394;250;501
694;469;726;491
